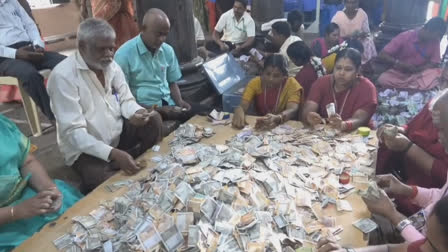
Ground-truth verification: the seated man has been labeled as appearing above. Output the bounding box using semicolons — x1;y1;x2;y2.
206;0;255;56
261;10;305;38
115;8;192;122
0;0;66;121
377;17;446;90
361;90;448;245
47;18;163;194
270;21;302;77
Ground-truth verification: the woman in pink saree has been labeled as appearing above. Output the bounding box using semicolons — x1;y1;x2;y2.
376;17;446;90
331;0;377;64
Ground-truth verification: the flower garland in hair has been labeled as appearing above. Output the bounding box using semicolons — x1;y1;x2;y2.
310;56;326;78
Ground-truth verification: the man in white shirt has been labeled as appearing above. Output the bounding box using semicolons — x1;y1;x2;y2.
270;21;302;77
206;0;255;56
194;16;205;47
48;18;163;194
0;0;66;121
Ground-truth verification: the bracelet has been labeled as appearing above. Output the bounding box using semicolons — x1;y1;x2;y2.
396;219;412;232
343;120;353;131
403;142;414;154
10;206;14;219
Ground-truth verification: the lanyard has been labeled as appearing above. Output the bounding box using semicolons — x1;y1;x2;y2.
331;82;351;116
264;82;284;114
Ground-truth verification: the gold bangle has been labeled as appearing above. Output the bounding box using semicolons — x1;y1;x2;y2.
10;206;14;218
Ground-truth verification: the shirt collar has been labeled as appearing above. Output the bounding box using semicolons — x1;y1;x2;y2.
0;0;7;5
137;34;162;56
75;51;90;70
231;10;248;23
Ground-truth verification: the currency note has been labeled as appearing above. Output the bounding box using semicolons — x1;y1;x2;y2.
353;218;378;234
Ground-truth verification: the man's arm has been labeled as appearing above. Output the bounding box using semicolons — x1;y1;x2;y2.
113;63;143;119
238;37;255;51
13;0;44;48
47;72;113;162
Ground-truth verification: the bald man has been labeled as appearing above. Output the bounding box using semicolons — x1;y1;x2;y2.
115;8;191;115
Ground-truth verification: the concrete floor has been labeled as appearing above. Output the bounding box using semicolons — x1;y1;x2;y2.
0;102;81;188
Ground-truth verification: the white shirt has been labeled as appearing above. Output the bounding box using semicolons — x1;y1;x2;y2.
215;9;255;44
280;35;303;77
0;0;45;59
194;16;205;42
261;18;304;38
47;51;143;166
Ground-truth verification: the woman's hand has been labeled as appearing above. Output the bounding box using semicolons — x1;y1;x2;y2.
362;189;398;219
329;114;343;130
383;133;412;152
45;187;63;212
255;114;282;130
307;112;323;126
232;106;247;129
15;190;58;219
317;238;343;252
375;174;414;197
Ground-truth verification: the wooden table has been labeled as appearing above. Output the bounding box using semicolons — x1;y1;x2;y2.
16;116;371;251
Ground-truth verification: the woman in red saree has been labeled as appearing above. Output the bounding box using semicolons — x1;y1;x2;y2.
86;0;139;49
376;97;448;216
302;48;377;132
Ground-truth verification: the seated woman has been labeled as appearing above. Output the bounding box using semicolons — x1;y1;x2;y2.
287;41;326;98
376;93;448;216
302;48;377;132
232;54;303;130
0;115;82;250
331;0;377;64
317;195;448;252
377;17;446;90
311;23;343;58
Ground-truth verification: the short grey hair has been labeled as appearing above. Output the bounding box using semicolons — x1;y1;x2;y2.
77;18;116;46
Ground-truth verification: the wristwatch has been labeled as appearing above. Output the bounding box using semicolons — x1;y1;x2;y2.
396;219;412;232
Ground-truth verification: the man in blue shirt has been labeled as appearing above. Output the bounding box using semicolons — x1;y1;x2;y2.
115;8;191;113
0;0;66;121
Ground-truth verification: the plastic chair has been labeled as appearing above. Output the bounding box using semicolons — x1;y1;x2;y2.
0;69;51;137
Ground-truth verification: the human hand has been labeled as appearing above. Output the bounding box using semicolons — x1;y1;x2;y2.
178;100;191;111
33;45;45;53
129;109;154;126
362;189;398;219
109;148;140;175
15;190;58;219
219;42;230;52
307;112;323;126
383;133;412;152
328;114;343;130
232;106;247;129
232;46;243;56
396;62;417;73
44;187;63;212
15;45;44;62
375;174;414;197
316;238;343;252
255;114;282;130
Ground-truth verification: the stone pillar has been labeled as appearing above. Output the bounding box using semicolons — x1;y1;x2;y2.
251;0;284;30
374;0;429;50
135;0;198;64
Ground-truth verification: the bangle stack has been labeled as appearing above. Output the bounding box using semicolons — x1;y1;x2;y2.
343;121;353;131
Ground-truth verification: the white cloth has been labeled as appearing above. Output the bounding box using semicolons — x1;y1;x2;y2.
215;9;255;44
47;51;143;166
279;35;303;77
194;16;205;42
0;0;45;59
